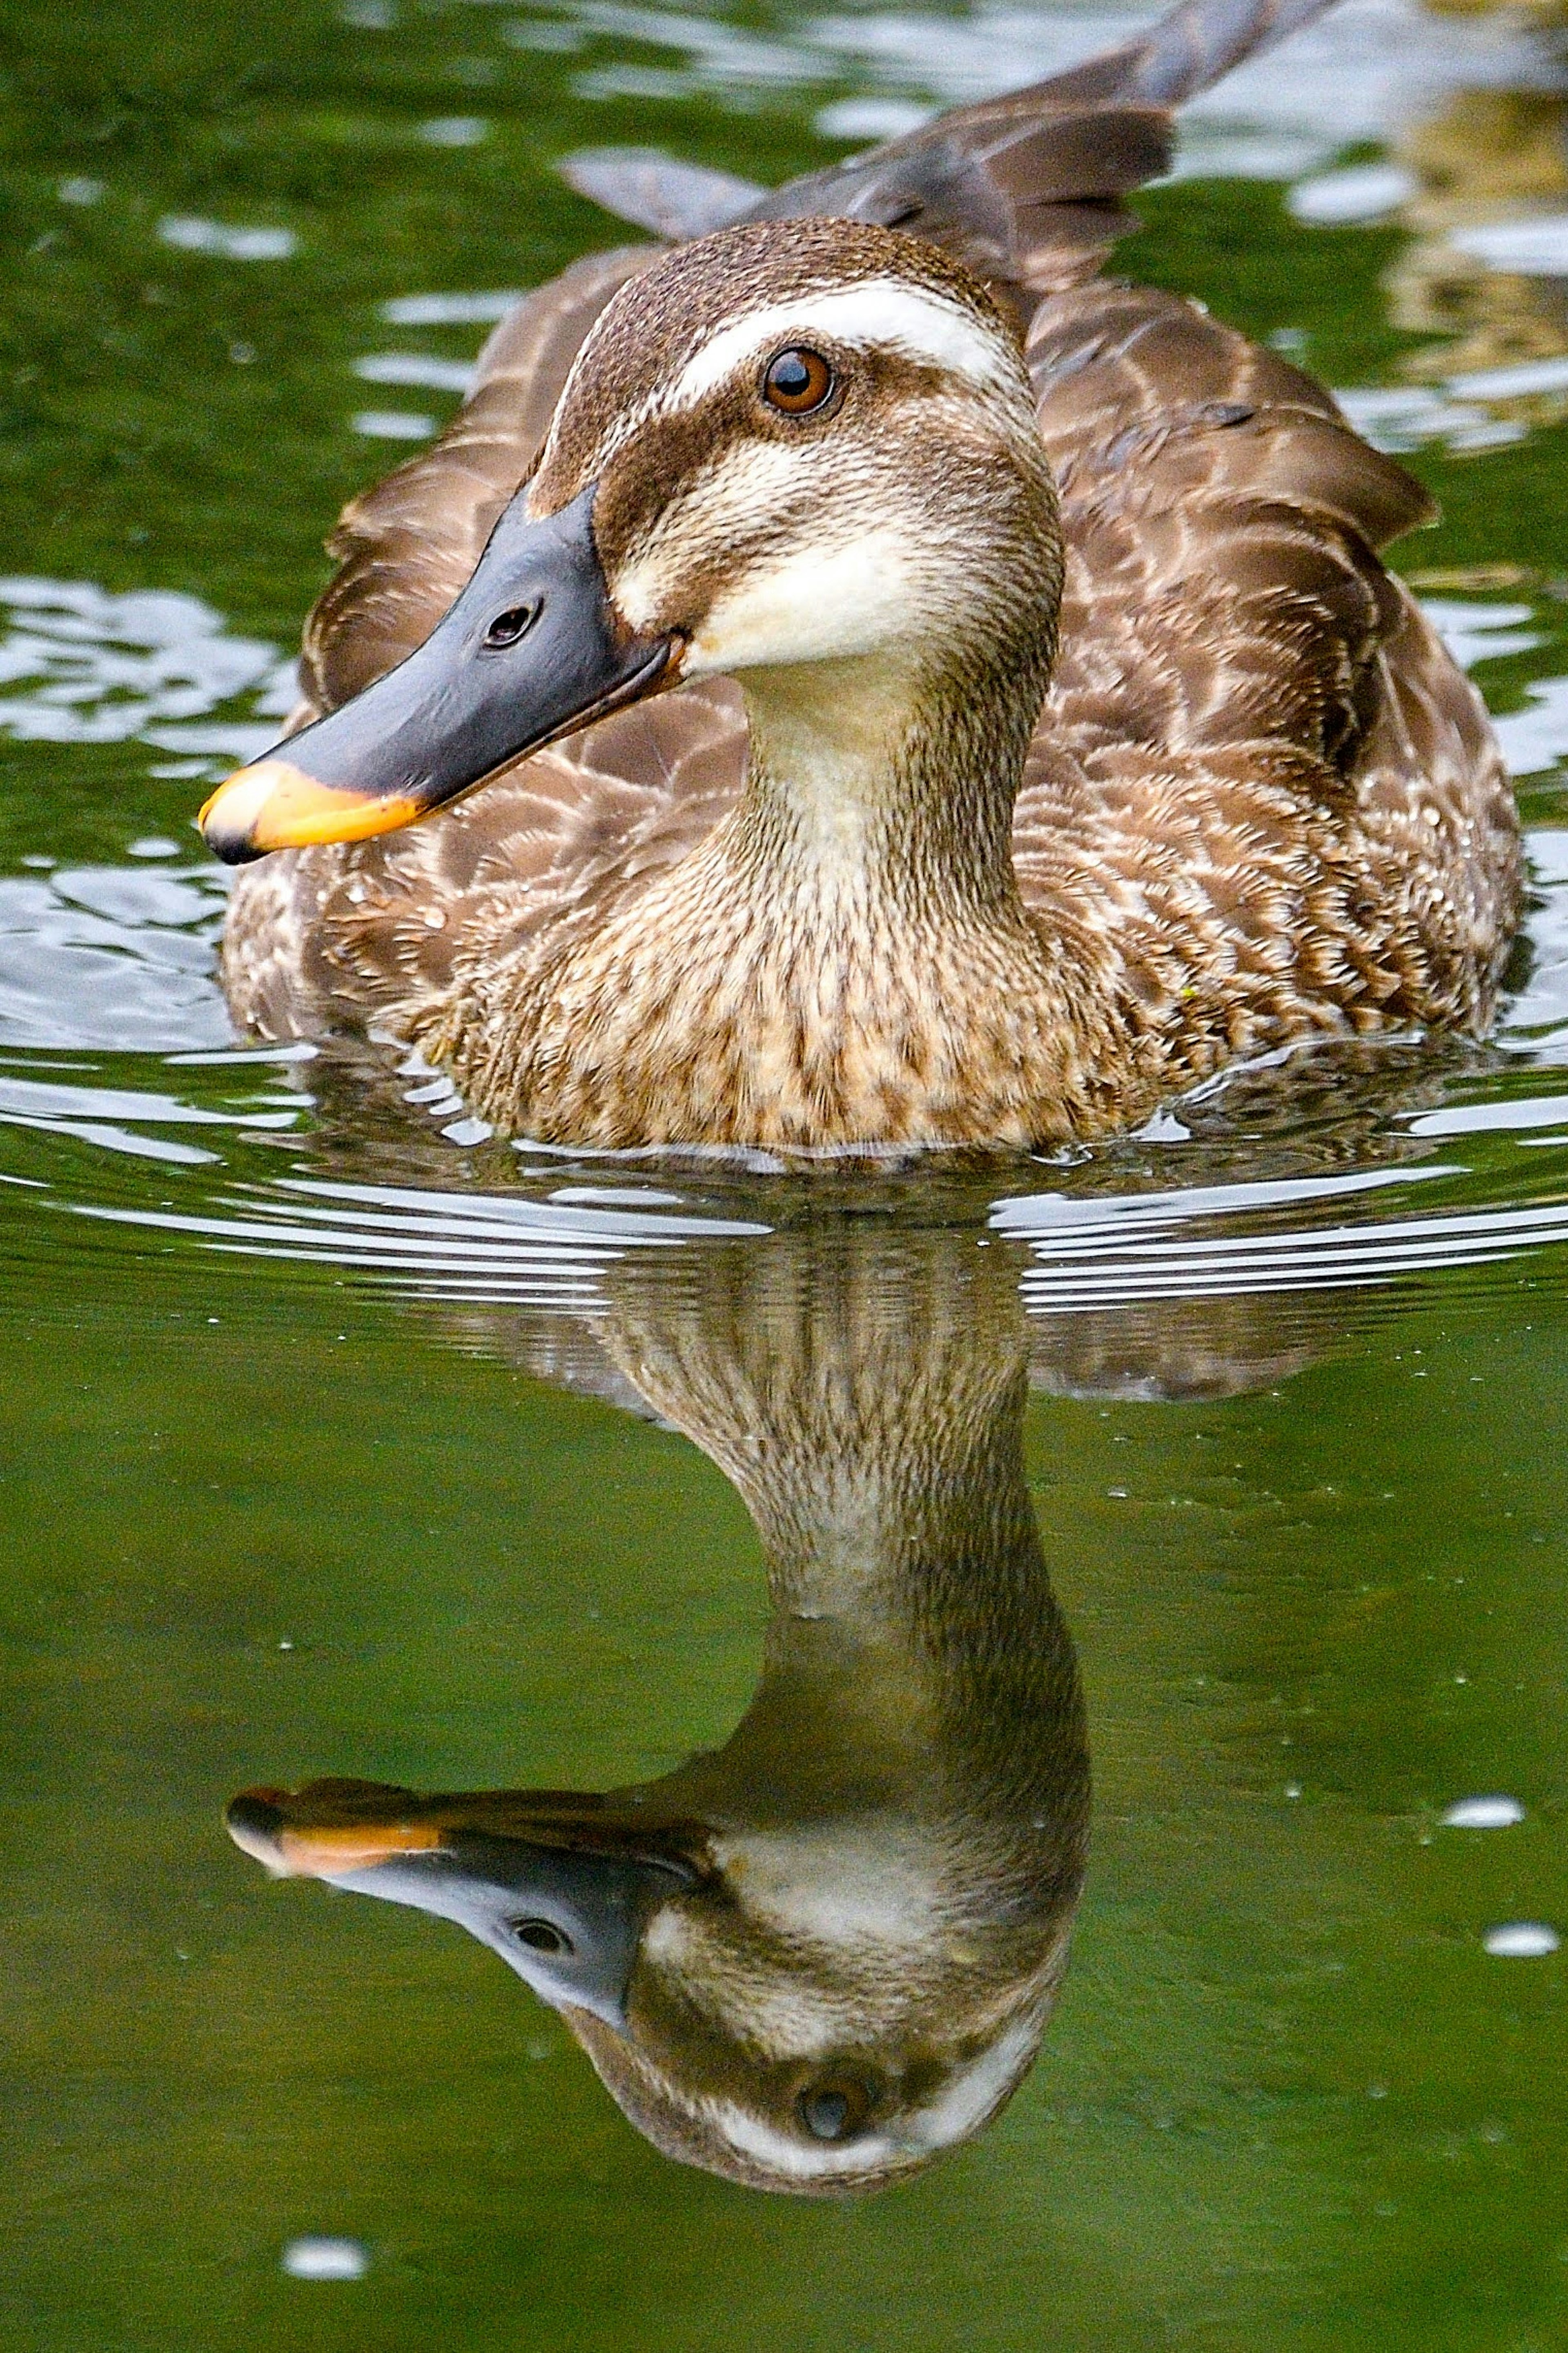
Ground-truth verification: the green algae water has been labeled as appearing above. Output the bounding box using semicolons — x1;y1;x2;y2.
7;0;1568;2343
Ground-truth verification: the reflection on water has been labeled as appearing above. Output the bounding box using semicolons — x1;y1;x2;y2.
1295;74;1568;462
15;1015;1561;2205
0;863;234;1053
1385;85;1568;426
226;1228;1089;2192
512;0;1549;178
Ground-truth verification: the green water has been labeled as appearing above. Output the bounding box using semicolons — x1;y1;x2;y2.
6;0;1568;2344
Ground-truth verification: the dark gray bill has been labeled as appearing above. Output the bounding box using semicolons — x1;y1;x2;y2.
198;484;673;863
226;1787;697;2030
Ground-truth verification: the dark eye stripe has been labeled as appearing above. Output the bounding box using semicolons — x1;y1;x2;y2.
762;346;835;417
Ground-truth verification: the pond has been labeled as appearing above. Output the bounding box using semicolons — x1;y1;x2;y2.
4;0;1568;2344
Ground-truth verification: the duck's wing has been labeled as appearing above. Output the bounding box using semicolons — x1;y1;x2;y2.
563;105;1169;318
1026;274;1436;773
1012;278;1518;1035
555;151;766;243
559;0;1344;309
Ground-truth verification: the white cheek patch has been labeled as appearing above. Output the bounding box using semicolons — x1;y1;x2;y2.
704;2009;1046;2176
706;1826;940;1947
686;533;919;674
610;433;925;673
609;437;807;633
713;2101;904;2181
904;2010;1046;2152
666;279;1013;411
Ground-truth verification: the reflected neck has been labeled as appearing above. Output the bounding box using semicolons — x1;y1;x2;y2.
600;1240;1037;1610
594;1238;1087;1894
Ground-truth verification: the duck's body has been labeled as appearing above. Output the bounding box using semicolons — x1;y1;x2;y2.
210;0;1521;1153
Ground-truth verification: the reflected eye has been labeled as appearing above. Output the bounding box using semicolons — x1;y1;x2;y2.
511;1917;573;1956
796;2079;873;2142
762;347;835;417
484;603;540;649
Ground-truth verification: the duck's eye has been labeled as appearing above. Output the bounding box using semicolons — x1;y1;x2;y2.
484;603;540;649
762;347;835;417
796;2079;873;2142
511;1917;573;1956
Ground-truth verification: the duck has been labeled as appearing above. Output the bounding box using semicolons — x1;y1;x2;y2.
224;1224;1089;2195
200;0;1523;1155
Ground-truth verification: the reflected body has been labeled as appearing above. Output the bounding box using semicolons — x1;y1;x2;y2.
229;1228;1089;2193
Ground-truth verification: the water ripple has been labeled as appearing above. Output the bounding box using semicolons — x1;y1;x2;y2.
69;1175;771;1308
998;1163;1568;1312
0;578;292;770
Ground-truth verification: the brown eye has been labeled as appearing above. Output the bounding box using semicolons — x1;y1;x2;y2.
762;346;835;417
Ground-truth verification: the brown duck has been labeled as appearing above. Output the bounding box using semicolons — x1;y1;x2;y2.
202;0;1522;1154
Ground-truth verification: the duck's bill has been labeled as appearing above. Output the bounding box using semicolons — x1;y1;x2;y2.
226;1777;701;2030
199;484;675;864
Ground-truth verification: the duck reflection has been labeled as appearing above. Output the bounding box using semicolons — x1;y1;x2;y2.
227;1227;1089;2195
1390;83;1568;399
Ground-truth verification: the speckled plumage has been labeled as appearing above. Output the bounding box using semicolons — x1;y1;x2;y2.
220;0;1521;1153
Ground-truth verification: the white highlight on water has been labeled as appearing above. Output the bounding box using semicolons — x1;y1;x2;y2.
281;2237;369;2280
158;216;296;261
1483;1922;1559;1958
381;291;525;325
352;410;437;441
353;352;476;393
418;116;490;147
1442;1796;1525;1829
1288;163;1414;225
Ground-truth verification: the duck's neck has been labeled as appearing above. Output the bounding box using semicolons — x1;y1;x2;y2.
724;648;1033;926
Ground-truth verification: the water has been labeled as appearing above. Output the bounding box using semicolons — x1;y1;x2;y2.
6;0;1568;2342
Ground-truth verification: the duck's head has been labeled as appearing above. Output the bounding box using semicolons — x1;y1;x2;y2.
200;217;1060;861
226;1759;1078;2197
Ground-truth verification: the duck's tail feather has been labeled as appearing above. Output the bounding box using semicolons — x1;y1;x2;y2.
557;0;1343;301
1038;0;1343;107
556;150;766;245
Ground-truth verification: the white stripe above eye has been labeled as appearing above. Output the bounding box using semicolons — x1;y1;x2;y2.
664;279;1013;411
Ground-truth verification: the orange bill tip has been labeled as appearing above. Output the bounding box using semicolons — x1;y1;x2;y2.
198;758;424;861
225;1786;447;1877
